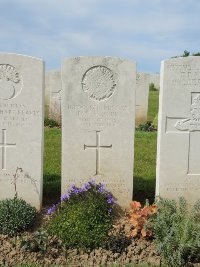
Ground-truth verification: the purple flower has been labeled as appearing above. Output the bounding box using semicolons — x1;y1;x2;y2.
70;184;76;190
69;184;82;195
107;198;113;204
98;184;106;193
47;204;57;215
107;194;115;204
78;188;86;193
84;182;91;190
108;208;112;213
72;188;79;194
89;179;96;185
61;193;70;201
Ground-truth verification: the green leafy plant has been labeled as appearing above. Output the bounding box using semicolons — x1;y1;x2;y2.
150;197;200;267
0;198;36;236
20;230;48;253
44;118;60;128
149;82;158;91
47;180;116;249
105;233;132;253
136;121;156;132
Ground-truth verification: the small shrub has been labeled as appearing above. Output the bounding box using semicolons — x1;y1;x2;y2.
44;118;60;128
127;201;157;238
172;50;190;58
20;230;48;253
149;82;158;91
105;233;132;253
0;198;36;236
136;121;156;132
183;50;190;57
150;197;200;267
172;50;200;58
47;180;116;249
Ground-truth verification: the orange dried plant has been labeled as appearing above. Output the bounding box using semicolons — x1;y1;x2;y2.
127;201;157;238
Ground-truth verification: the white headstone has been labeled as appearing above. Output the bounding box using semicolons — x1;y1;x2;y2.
61;57;136;207
149;73;160;90
0;54;44;210
48;70;62;124
156;57;200;205
45;73;51;118
136;72;150;125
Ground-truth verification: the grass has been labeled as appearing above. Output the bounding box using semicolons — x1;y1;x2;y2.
133;131;157;204
43;90;159;205
148;90;159;122
43;128;61;205
133;90;159;203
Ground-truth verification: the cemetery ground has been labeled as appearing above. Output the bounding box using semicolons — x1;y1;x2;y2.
0;91;161;267
7;88;200;267
3;89;199;267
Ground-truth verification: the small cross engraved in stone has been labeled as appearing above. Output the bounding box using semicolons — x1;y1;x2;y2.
0;129;16;170
84;131;112;175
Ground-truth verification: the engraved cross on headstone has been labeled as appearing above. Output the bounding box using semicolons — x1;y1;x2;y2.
84;131;112;175
0;129;16;170
166;93;200;175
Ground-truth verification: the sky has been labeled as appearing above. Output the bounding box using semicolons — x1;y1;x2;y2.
0;0;200;73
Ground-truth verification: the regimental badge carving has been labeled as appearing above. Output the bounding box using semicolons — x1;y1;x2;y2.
191;94;200;121
82;65;116;101
175;94;200;131
0;64;23;100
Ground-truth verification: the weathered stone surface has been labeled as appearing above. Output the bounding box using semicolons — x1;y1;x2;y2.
47;70;62;124
156;57;200;205
45;73;51;118
61;57;136;207
0;53;44;210
135;72;150;126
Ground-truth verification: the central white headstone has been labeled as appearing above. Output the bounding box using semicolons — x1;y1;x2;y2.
61;57;136;207
0;54;44;210
156;56;200;205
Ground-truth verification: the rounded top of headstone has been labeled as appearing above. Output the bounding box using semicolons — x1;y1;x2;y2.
0;64;23;100
81;65;116;101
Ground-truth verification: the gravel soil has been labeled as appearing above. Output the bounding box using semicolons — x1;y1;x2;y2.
0;234;161;266
0;209;161;267
2;209;200;267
